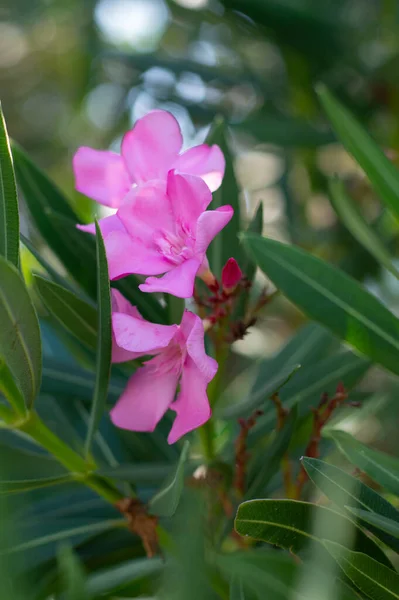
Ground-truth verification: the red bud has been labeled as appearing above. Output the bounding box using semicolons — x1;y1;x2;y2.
222;258;242;291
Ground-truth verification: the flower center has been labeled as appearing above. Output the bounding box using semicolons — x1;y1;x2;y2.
146;337;186;376
153;221;195;265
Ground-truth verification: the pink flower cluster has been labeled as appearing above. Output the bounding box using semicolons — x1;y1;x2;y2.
74;111;232;442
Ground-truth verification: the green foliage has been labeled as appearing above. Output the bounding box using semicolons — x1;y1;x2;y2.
0;104;19;268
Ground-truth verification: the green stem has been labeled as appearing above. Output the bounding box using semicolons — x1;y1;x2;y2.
19;411;123;504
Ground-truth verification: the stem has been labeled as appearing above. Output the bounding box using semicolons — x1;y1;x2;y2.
19;411;123;504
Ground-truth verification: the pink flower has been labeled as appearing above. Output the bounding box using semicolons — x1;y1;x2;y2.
222;258;242;291
110;290;218;444
73;110;225;208
83;172;233;298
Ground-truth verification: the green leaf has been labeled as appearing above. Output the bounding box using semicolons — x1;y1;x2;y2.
85;222;112;456
329;177;399;279
21;235;69;288
149;440;190;517
86;557;162;597
346;508;399;540
206;117;244;275
230;577;246;600
0;474;72;495
234;499;392;568
250;350;369;441
328;430;399;497
244;203;263;284
241;233;399;376
97;463;174;484
246;405;297;499
0;256;41;408
34;275;97;351
324;541;399;599
0;104;19;267
57;545;88;600
302;457;399;553
317;85;399;220
219;362;300;419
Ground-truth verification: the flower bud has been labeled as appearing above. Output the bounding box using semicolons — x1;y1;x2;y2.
222;258;242;292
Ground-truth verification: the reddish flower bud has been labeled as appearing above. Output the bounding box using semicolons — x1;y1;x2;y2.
221;258;242;291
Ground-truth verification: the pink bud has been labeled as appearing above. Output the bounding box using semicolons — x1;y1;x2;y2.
222;258;242;291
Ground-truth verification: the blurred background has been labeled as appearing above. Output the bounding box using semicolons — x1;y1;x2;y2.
2;0;399;441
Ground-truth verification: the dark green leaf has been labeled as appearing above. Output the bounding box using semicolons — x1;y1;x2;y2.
302;457;399;553
250;351;369;441
243;203;263;284
324;541;399;599
0;474;72;495
317;85;399;220
86;557;162;597
246;405;297;499
329;177;399;278
57;545;88;600
0;256;41;408
97;463;174;484
206;117;244;275
235;499;391;568
85;222;112;456
230;576;246;600
0;105;19;267
21;235;69;288
34;275;97;351
346;508;399;540
328;430;399;496
242;233;399;376
149;440;190;517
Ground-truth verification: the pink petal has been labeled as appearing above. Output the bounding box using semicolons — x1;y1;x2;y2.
105;230;172;280
113;313;178;354
111;289;143;319
110;367;179;433
167;172;212;225
180;311;218;382
117;182;174;243
175;144;225;192
139;258;201;298
195;206;234;255
77;214;126;236
73;148;131;208
112;342;142;364
168;357;211;443
121;110;183;183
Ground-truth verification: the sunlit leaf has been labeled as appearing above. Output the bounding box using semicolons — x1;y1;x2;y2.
0;105;19;267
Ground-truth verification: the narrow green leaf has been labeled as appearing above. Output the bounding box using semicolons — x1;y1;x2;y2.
234;499;392;568
346;508;399;540
230;577;246;600
328;430;399;496
21;235;70;288
58;545;88;600
0;474;72;495
97;463;174;484
324;541;399;599
220;363;300;419
317;85;399;220
246;406;297;499
206;117;244;275
329;177;399;278
302;457;399;553
0;256;41;408
7;519;125;554
0;105;19;267
34;275;97;351
250;351;369;441
166;294;185;325
86;557;162;597
243;202;263;284
241;233;399;376
85;222;112;456
149;440;190;517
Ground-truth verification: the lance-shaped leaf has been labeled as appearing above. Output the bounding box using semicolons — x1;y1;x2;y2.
85;222;112;456
241;233;399;376
235;499;392;568
317;84;399;221
329;177;399;279
149;441;190;517
57;545;87;600
0;256;41;409
328;430;399;497
324;541;399;599
34;275;97;351
346;508;399;540
0;105;19;267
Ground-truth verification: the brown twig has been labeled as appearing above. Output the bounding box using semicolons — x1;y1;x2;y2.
233;409;264;498
116;498;159;558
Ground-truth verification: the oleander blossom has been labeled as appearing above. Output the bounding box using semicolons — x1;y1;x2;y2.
73;109;225;209
110;290;218;444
